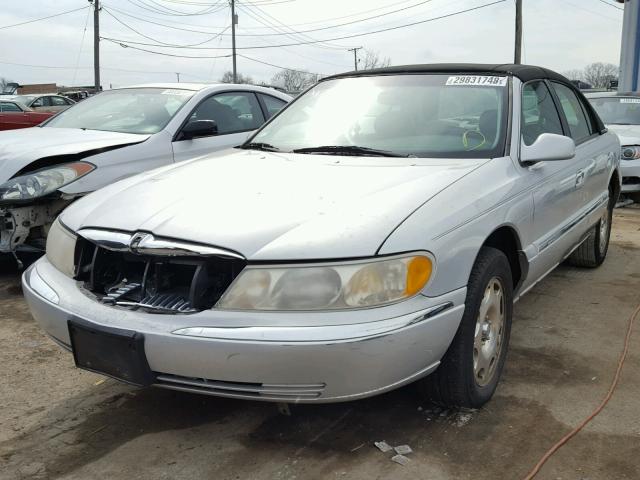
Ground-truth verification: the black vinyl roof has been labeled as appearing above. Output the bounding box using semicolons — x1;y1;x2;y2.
323;63;571;84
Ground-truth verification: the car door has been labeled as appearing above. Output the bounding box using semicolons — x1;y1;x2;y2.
0;101;29;129
172;91;266;163
520;80;584;283
550;82;610;212
30;96;51;112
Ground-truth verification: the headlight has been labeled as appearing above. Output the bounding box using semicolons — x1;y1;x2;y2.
621;145;640;160
0;162;94;203
216;253;434;311
46;218;77;277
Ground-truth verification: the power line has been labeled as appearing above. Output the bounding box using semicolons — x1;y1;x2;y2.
0;6;89;30
235;0;436;36
72;8;93;86
243;1;347;50
126;0;226;16
102;1;509;50
102;4;226;34
102;37;233;58
103;7;229;47
108;0;438;37
238;54;323;75
0;59;208;77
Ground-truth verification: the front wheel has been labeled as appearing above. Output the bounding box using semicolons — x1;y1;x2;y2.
417;247;513;408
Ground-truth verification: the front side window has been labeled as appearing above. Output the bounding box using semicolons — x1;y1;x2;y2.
249;74;510;158
590;96;640;125
192;92;264;134
551;83;592;142
521;81;564;146
44;88;195;134
31;97;45;108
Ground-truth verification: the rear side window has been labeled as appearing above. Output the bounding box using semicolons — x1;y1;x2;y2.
0;102;22;112
551;83;592;142
521;81;564;146
259;94;287;118
51;96;68;106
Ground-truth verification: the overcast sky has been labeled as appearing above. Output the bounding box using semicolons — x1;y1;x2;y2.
0;0;626;88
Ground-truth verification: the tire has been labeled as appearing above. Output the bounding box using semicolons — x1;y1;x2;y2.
417;247;513;408
567;187;612;268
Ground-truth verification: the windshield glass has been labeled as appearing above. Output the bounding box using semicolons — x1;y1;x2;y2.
250;74;509;158
44;88;195;134
589;96;640;125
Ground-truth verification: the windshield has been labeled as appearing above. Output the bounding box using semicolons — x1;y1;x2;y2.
249;74;509;158
590;96;640;125
44;88;195;134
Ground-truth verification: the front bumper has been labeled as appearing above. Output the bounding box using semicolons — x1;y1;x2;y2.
23;257;465;403
620;159;640;193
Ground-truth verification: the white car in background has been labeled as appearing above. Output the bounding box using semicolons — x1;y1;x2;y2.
0;83;291;260
587;92;640;199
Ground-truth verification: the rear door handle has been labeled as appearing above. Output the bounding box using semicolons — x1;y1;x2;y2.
576;170;585;188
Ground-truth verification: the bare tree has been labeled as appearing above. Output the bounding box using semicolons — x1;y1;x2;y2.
220;71;253;84
562;69;585;82
361;49;391;70
583;62;618;89
271;69;318;93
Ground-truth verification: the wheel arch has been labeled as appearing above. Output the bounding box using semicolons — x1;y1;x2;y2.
479;225;528;294
609;168;621;206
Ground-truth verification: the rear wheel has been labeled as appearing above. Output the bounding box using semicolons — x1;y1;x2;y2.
417;247;513;408
567;188;612;268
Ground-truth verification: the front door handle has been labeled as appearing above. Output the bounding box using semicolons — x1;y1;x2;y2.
576;170;585;188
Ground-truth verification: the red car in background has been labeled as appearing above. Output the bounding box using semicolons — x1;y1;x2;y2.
0;99;55;130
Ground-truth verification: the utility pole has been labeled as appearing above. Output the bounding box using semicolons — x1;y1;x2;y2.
514;0;522;64
231;0;237;82
176;72;180;82
92;0;100;93
348;47;363;71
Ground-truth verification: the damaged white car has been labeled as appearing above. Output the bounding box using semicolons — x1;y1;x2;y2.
0;83;290;262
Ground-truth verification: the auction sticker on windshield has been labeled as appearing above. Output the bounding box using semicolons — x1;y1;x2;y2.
446;76;508;86
620;98;640;104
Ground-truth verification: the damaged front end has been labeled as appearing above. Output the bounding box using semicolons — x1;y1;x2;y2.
0;162;95;256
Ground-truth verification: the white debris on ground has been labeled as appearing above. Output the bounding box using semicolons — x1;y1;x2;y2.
374;441;393;453
394;445;413;455
373;441;414;465
391;454;410;466
451;411;475;427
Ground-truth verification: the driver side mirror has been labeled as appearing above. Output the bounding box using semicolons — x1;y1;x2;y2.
178;119;218;141
521;133;575;163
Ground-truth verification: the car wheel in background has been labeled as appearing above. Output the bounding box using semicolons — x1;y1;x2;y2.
417;247;513;408
568;187;612;268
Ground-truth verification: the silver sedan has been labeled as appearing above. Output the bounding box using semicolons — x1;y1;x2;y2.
23;64;620;407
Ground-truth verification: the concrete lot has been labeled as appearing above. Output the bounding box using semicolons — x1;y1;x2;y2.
1;210;639;480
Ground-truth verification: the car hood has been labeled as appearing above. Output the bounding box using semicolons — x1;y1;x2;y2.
606;124;640;146
0;127;149;182
62;150;486;260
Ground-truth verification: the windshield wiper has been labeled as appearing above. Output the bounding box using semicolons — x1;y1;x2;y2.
292;145;408;157
238;142;281;152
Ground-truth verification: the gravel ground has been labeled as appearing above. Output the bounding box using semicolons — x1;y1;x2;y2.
1;209;639;480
